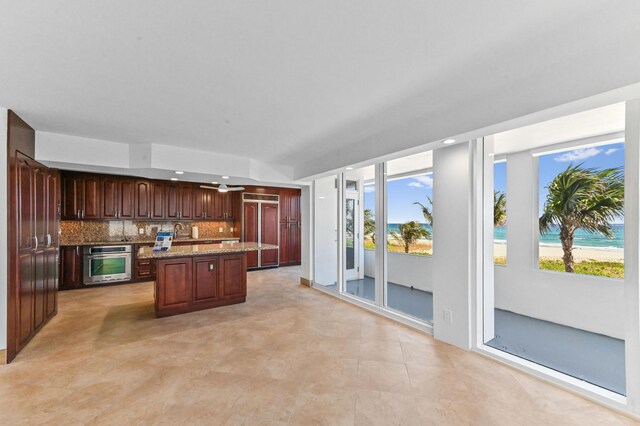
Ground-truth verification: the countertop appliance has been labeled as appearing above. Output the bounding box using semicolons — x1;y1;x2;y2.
83;245;132;285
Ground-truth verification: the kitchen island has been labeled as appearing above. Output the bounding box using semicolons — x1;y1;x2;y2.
138;242;278;317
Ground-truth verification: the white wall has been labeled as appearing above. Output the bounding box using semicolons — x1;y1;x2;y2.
0;108;8;352
36;131;297;185
314;176;338;286
365;249;433;292
432;142;472;349
493;151;626;339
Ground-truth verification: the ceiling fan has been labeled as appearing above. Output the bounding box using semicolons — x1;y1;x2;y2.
199;183;245;193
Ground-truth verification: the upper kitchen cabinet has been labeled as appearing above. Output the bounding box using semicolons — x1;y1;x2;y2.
101;176;119;219
279;188;301;223
134;179;152;219
214;191;238;220
61;173;101;219
61;173;83;219
118;178;136;219
150;181;165;219
165;182;193;220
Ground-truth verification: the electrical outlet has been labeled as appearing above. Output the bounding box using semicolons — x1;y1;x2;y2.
443;309;453;324
219;227;223;232
138;227;144;235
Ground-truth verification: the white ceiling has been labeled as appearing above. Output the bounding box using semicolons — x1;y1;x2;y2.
2;1;640;182
494;103;625;155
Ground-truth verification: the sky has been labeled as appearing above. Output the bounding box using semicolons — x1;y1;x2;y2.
494;141;625;223
364;173;433;224
362;141;625;226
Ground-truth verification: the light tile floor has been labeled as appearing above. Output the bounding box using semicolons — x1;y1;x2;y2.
0;266;637;425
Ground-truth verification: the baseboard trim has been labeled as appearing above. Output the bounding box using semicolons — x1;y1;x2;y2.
0;349;6;365
300;277;312;287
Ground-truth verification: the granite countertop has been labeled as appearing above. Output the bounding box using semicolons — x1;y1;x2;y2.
137;242;278;259
60;237;240;247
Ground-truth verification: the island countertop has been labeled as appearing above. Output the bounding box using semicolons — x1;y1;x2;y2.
138;241;278;259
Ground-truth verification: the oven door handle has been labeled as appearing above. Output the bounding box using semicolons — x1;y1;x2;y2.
86;254;130;259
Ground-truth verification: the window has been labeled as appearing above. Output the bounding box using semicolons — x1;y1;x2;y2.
494;159;507;265
384;152;434;323
537;142;624;279
483;103;627;396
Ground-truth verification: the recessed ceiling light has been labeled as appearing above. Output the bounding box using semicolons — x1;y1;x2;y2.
222;176;229;179
211;181;218;185
442;138;456;145
345;167;353;170
175;171;184;174
170;177;178;181
318;196;326;199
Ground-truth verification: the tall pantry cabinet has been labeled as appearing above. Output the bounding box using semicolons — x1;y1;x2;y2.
7;111;60;363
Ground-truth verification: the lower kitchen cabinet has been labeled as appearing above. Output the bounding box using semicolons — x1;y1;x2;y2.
60;245;83;290
155;253;247;317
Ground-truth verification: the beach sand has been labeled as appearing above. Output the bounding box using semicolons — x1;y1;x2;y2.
375;238;623;262
494;242;624;262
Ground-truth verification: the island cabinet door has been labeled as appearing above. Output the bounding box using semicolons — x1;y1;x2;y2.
193;256;220;304
219;254;247;299
156;258;192;312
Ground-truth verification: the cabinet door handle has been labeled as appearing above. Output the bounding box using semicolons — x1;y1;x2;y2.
45;234;52;248
82;209;85;219
33;236;38;251
77;209;81;218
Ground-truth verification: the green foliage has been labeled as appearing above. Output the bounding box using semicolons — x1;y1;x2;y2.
413;197;433;226
390;221;431;253
539;164;624;273
494;191;506;227
539;259;623;279
364;208;376;244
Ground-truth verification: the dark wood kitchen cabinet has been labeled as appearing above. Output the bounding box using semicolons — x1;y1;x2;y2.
279;188;301;266
192;256;220;305
150;181;165;219
134;179;152;219
214;191;237;220
61;173;101;220
165;182;193;220
101;176;119;219
118;178;136;219
7;111;60;363
60;245;83;290
155;253;246;317
82;175;102;219
61;173;83;219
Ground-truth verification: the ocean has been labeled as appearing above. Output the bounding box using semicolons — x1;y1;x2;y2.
386;223;624;250
494;224;624;250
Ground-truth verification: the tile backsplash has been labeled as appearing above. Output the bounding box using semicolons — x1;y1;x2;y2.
60;220;237;244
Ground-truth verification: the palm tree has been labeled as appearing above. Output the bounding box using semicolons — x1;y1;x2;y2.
539;164;624;273
390;221;431;253
494;191;507;227
413;196;433;226
364;209;376;244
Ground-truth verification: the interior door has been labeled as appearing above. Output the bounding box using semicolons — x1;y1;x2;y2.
243;202;259;268
17;156;34;346
261;203;279;267
45;170;59;318
344;190;360;281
